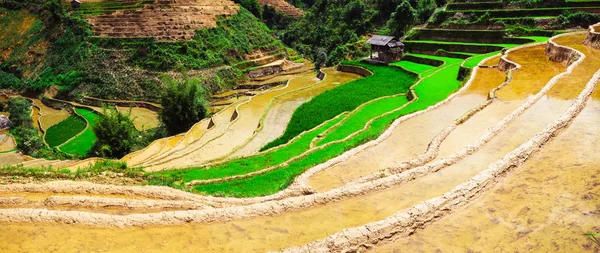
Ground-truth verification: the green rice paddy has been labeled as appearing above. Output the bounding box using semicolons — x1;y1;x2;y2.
59;108;99;156
44;115;86;147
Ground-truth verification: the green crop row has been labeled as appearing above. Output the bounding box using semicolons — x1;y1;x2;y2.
151;113;348;183
261;62;417;151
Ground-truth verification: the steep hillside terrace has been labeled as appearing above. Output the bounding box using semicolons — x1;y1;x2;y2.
82;0;240;41
257;0;303;17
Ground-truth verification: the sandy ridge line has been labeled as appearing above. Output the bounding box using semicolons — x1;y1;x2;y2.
121;89;243;164
0;55;488;208
185;85;419;186
140;71;319;169
139;92;258;168
583;22;600;49
212;70;340;163
0;196;210;211
280;33;597;253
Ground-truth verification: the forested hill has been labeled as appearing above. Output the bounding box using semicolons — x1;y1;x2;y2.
0;0;290;102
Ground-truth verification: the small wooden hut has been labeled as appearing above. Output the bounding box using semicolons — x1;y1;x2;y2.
366;35;404;64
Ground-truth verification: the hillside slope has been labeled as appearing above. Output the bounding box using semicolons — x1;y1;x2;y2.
0;0;292;102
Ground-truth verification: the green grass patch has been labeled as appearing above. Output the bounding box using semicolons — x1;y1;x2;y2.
404;40;522;48
44;115;86;147
317;95;409;145
391;61;437;74
261;62;417;151
59;108;99;156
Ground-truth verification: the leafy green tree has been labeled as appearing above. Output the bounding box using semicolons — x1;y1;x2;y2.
234;0;263;19
92;106;138;158
160;77;208;135
314;47;328;71
7;97;32;127
416;0;437;23
387;0;417;37
13;126;44;155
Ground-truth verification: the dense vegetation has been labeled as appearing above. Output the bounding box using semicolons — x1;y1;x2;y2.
278;0;437;66
0;2;284;101
160;77;209;135
91;106;136;158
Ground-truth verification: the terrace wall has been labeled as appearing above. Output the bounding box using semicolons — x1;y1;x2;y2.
582;23;600;50
336;65;373;77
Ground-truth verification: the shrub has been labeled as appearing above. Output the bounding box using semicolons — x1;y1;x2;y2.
7;97;32;127
553;11;600;28
0;71;21;89
12;126;43;154
160;77;208;135
92;106;138;158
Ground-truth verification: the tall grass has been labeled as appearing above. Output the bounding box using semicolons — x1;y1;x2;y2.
262;62;417;151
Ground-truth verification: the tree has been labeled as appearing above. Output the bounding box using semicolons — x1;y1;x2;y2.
13;126;44;155
314;47;328;71
92;106;138;158
416;0;437;24
7;97;32;128
387;0;417;38
233;0;263;19
160;77;208;135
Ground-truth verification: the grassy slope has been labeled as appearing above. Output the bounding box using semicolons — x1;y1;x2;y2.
44;116;86;147
59;108;98;156
262;64;417;151
191;58;464;197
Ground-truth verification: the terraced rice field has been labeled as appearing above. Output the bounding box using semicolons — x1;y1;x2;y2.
0;30;599;252
116;107;160;131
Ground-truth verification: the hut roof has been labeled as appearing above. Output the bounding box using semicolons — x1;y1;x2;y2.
367;35;403;48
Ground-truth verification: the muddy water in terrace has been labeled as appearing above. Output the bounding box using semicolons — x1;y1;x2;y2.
0;43;584;252
374;74;600;253
433;45;566;161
